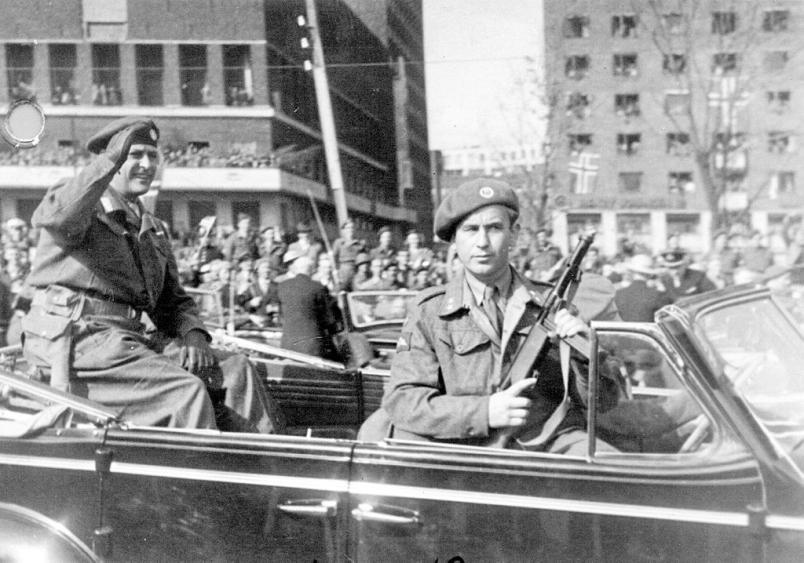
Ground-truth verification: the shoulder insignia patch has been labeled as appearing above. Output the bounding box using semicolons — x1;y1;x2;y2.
396;332;412;352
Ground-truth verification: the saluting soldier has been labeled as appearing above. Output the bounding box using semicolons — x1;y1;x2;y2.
360;178;620;454
22;117;281;431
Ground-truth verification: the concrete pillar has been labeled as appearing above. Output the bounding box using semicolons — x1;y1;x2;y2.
552;211;569;255
206;44;224;105
250;44;268;105
75;43;93;106
119;43;137;105
600;211;618;257
0;45;7;104
33;43;51;103
163;44;181;105
700;211;713;252
750;210;768;234
216;199;233;228
259;196;282;230
172;197;190;234
650;211;667;255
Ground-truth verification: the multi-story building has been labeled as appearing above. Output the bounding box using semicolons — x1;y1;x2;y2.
0;0;430;242
545;0;804;256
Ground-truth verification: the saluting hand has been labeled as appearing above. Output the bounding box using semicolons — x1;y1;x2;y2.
180;329;216;375
488;378;537;429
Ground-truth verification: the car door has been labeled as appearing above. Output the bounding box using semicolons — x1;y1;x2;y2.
98;429;353;562
347;324;771;562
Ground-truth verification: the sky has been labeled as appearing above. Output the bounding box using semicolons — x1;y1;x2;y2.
423;0;544;151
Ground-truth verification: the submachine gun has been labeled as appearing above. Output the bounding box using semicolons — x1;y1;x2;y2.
486;231;596;449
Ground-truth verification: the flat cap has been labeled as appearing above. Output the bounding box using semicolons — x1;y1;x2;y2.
434;178;519;241
283;247;303;264
86;116;160;154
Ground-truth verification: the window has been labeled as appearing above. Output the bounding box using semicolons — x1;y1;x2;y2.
665;92;690;114
618;172;643;192
568;133;593;153
763;10;790;32
136;44;164;106
663;12;684;34
6;44;34;101
662;54;686;74
764;51;789;72
564;16;590;38
612;15;638;38
91;44;121;105
593;331;713;454
615;94;640;117
666;132;691;156
49;44;78;105
713;133;747;173
180;45;208;106
617;133;641;155
711;11;737;34
770;171;796;196
768;131;795;154
613;53;638;76
668;172;694;193
565;55;590;79
223;45;254;106
767;90;791;112
566;92;591;119
712;52;738;75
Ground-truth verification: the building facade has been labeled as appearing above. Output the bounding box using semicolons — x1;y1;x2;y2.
0;0;430;243
544;0;804;256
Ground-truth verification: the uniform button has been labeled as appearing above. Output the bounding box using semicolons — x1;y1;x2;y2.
456;344;463;352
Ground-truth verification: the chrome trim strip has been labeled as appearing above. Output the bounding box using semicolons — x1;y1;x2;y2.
767;515;804;532
111;462;349;493
0;454;94;472
348;481;750;527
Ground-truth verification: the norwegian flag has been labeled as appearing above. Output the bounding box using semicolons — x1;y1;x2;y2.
568;152;600;194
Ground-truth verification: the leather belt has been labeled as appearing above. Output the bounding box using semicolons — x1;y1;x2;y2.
32;289;142;321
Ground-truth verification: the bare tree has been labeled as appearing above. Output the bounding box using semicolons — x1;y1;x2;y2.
639;0;783;229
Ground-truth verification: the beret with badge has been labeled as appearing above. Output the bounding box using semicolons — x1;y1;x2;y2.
86;116;160;154
433;177;519;241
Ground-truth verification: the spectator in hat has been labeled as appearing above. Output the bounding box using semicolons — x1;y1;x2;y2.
222;213;259;264
259;225;286;273
370;226;397;265
404;229;434;272
20;116;281;433
615;254;673;322
657;248;716;302
286;221;322;265
277;248;342;360
354;257;391;291
332;218;366;291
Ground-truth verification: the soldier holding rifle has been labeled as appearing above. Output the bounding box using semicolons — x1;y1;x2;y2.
361;178;620;454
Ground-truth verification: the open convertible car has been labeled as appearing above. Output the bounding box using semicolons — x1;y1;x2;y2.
0;283;803;562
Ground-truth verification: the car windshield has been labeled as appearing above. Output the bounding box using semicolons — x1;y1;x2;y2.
346;291;417;329
696;296;804;464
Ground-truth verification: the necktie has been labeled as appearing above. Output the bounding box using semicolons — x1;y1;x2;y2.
483;285;503;336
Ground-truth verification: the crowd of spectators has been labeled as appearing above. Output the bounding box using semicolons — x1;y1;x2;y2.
2;210;803;340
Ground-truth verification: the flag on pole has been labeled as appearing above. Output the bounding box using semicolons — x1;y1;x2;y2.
568;152;600;194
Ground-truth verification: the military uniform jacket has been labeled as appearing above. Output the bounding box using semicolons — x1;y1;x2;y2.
26;156;206;338
383;268;589;443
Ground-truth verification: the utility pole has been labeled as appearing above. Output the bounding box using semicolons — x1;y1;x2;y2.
300;0;349;228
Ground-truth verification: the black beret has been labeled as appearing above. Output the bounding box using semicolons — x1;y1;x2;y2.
433;178;519;241
86;116;160;154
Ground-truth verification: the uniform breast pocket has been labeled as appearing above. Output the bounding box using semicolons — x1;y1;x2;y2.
437;328;493;395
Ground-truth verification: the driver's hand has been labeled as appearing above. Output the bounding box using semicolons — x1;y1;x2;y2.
180;329;215;375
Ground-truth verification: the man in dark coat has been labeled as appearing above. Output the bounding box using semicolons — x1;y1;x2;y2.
615;254;673;322
657;249;717;302
277;248;342;360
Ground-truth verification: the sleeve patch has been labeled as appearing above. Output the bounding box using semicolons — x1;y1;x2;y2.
396;332;412;352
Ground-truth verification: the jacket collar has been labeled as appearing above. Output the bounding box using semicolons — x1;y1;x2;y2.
438;266;545;318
